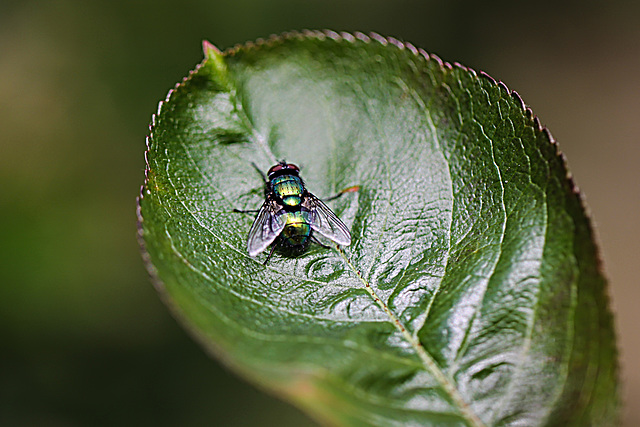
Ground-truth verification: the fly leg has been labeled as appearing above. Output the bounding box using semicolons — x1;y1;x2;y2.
251;162;268;183
323;185;360;202
233;208;260;214
263;243;278;265
250;162;273;197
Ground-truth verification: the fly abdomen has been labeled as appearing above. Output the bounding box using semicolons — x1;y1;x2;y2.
279;209;312;248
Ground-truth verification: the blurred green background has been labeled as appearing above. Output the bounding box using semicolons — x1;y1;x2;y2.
1;0;638;425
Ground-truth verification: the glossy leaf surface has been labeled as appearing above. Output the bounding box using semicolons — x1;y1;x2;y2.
138;32;618;426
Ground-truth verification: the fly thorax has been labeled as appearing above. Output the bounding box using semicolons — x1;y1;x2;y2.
271;175;304;208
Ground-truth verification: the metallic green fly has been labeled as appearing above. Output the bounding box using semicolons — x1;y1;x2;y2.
234;161;359;264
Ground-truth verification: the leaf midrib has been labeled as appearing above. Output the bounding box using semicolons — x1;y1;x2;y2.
337;247;486;427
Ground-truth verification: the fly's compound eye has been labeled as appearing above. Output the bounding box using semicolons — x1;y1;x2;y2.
268;164;283;175
268;162;300;176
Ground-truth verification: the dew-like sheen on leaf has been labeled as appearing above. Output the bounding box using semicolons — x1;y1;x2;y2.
138;32;618;426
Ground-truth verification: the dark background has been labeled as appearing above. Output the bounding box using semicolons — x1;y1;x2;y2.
1;1;638;425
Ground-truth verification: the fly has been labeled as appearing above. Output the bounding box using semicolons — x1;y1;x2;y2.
234;161;358;264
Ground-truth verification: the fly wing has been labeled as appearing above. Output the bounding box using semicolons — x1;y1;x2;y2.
303;193;352;246
246;199;286;257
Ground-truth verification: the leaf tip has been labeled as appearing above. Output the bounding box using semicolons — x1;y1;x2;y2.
202;40;221;58
202;40;230;89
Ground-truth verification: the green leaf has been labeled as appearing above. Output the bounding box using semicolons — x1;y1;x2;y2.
138;31;618;426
